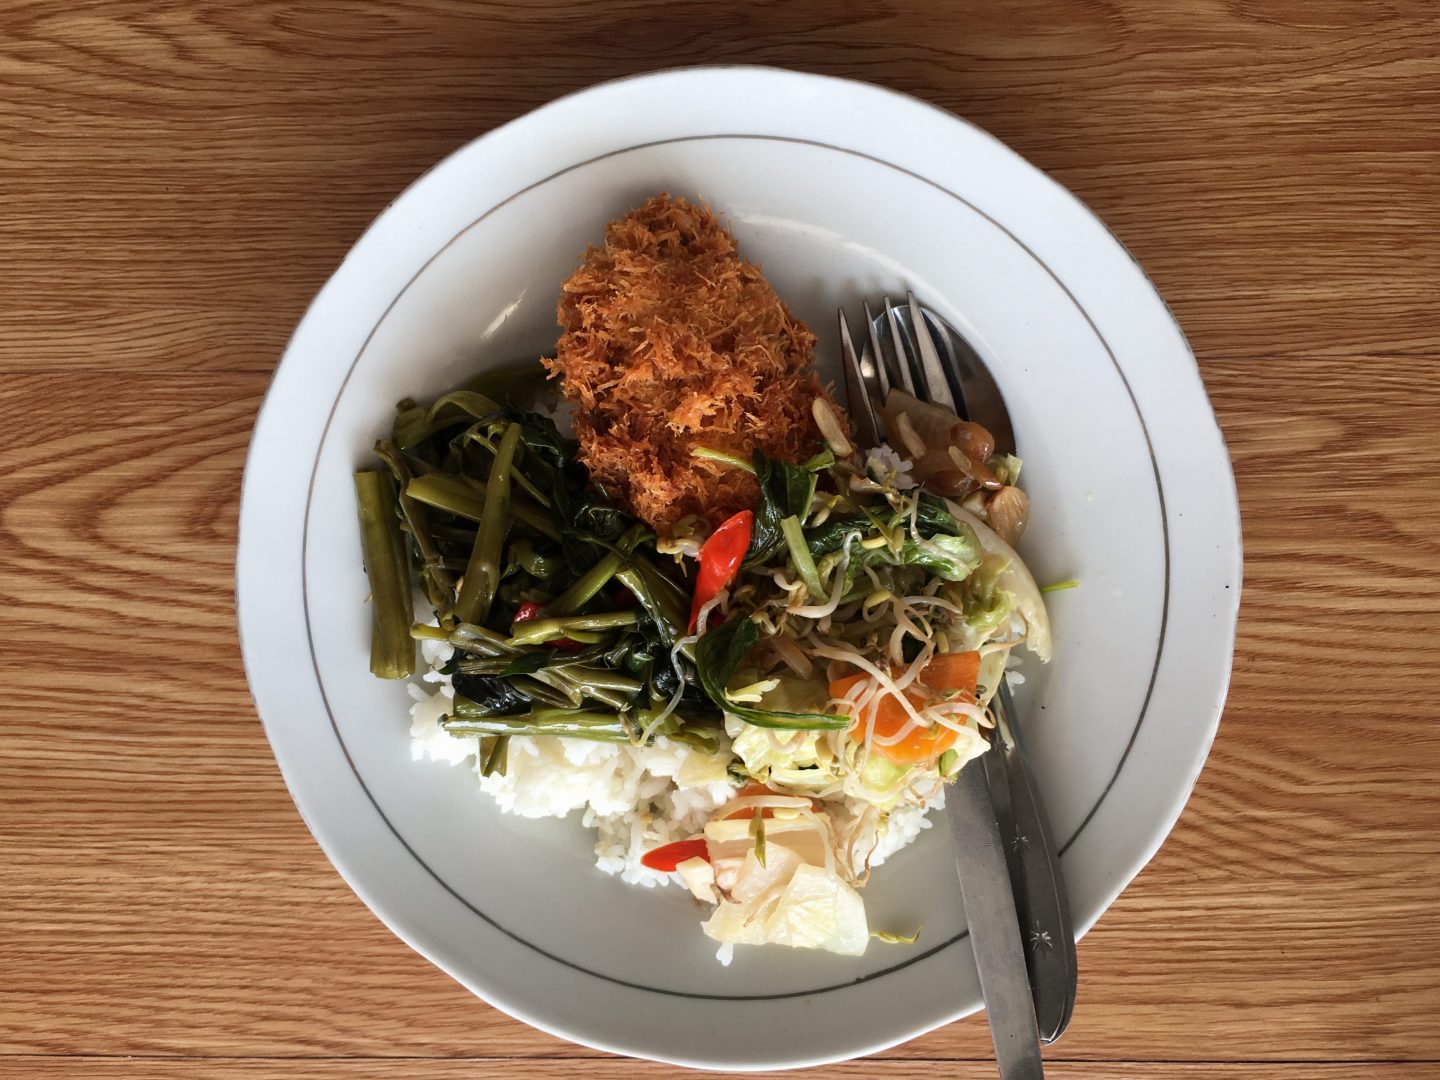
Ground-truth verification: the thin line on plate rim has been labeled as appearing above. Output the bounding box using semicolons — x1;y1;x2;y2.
295;133;1172;1001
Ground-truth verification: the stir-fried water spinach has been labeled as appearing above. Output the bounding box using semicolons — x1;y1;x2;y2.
354;367;722;773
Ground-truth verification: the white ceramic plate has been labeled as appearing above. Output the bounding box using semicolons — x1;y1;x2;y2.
238;66;1240;1071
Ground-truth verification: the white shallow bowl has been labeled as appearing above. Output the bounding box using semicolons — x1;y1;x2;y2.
238;66;1241;1071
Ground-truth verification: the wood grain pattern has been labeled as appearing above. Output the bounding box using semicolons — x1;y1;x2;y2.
9;1061;1440;1080
3;1;1439;1077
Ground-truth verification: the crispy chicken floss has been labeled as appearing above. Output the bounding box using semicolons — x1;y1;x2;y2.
546;194;839;533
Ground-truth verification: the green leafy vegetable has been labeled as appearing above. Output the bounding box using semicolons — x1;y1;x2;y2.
394;390;503;449
914;493;965;538
372;441;455;619
353;469;417;679
695;617;847;730
898;528;983;581
805;517;866;559
508;538;563;581
450;673;532;716
499;652;551;678
781;515;825;600
547;524;646;615
441;705;721;754
455;422;522;624
461;362;549;408
744;451;820;567
516;411;628;573
479;734;509;777
507;610;639;646
405;472;559;541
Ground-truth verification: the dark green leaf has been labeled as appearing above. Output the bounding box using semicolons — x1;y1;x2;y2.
783;466;818;521
915;493;964;538
509;410;630;573
499;652;551;678
615;561;686;648
694;617;847;731
451;674;531;717
514;410;574;471
805;517;866;559
649;643;721;721
743;451;820;568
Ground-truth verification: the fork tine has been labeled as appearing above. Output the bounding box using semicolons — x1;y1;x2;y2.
837;308;881;450
883;297;918;396
861;300;892;400
906;291;958;412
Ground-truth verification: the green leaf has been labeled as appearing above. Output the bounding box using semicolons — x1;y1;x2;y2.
499;651;550;678
394;390;504;449
450;674;532;717
743;451;820;568
509;409;628;573
898;528;983;581
514;410;574;471
781;462;818;522
915;493;964;538
507;538;564;581
805;517;866;559
695;617;847;731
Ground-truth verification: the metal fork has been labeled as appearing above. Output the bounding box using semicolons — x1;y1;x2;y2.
848;294;1078;1043
839;293;1076;1072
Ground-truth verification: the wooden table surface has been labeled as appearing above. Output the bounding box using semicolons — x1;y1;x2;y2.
5;3;1440;1078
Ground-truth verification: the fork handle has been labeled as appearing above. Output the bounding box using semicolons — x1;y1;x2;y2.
983;686;1078;1043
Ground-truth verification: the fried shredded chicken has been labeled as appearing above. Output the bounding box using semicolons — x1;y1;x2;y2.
546;194;844;533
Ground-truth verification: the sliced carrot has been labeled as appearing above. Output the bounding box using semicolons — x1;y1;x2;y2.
830;660;978;765
922;650;981;695
828;672;867;702
870;687;960;764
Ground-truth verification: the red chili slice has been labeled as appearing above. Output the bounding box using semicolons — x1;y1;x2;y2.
639;837;710;872
688;509;754;634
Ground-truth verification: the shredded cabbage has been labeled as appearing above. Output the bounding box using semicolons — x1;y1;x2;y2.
945;503;1052;661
